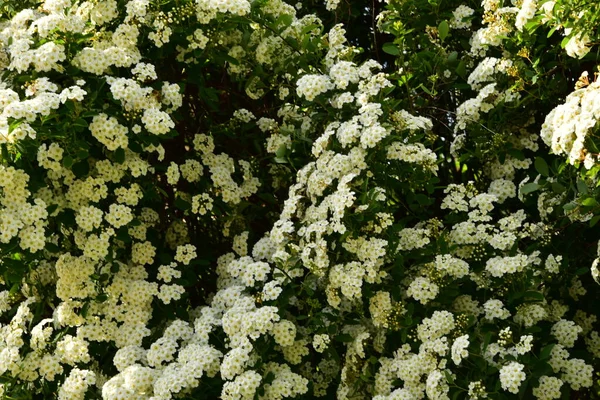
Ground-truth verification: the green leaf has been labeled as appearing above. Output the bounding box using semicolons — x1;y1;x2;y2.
575;267;588;275
590;215;600;227
447;51;458;64
335;334;354;342
523;291;544;301
275;144;287;158
382;42;400;56
438;20;449;42
72;118;88;128
114;148;125;164
62;155;73;168
115;228;131;243
482;331;492;353
175;197;191;211
456;60;466;79
71;160;89;178
80;301;90;318
539;344;555;360
130;218;142;227
577;178;589;194
45;243;60;253
76;149;89;159
582;197;598;207
95;293;108;302
551;182;566;194
521;183;540;194
535;157;549;176
508;149;525;161
443;370;455;385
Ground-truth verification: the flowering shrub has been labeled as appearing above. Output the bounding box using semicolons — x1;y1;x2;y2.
0;0;599;399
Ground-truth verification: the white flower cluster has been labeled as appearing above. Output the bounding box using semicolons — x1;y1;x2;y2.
485;254;529;277
194;134;260;205
551;319;582;348
483;299;511;320
397;227;431;251
386;142;438;173
89;113;129;151
296;74;334;101
541;77;600;167
451;5;475;29
532;376;563;400
515;0;537;31
564;32;591;59
455;83;520;131
499;362;526;394
0;167;48;252
451;335;469;365
0;2;598;399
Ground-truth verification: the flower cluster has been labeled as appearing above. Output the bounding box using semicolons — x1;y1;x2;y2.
0;0;598;399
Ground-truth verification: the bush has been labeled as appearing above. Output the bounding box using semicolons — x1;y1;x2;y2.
0;0;599;399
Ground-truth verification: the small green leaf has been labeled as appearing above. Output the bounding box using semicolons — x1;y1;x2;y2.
335;334;354;342
539;344;555;360
80;301;90;318
114;148;125;164
62;155;73;168
535;157;549;176
590;215;600;227
72;160;89;178
456;60;466;79
551;182;566;194
96;293;108;302
76;149;89;159
45;243;60;253
443;370;455;385
447;51;458;64
577;178;589;194
174;197;191;211
438;20;449;41
72;118;88;128
47;204;58;215
521;182;540;194
582;197;598;207
523;291;544;301
508;149;525;160
130;218;142;227
275;144;287;158
382;42;400;56
115;229;131;243
575;267;588;275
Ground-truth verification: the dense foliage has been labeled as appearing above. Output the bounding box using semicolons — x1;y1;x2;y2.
0;0;599;399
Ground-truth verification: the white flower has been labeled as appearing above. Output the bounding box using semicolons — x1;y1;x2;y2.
565;33;591;59
407;276;439;304
483;299;511;320
532;376;563;400
296;74;334;101
551;319;582;348
499;362;526;394
452;334;470;365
